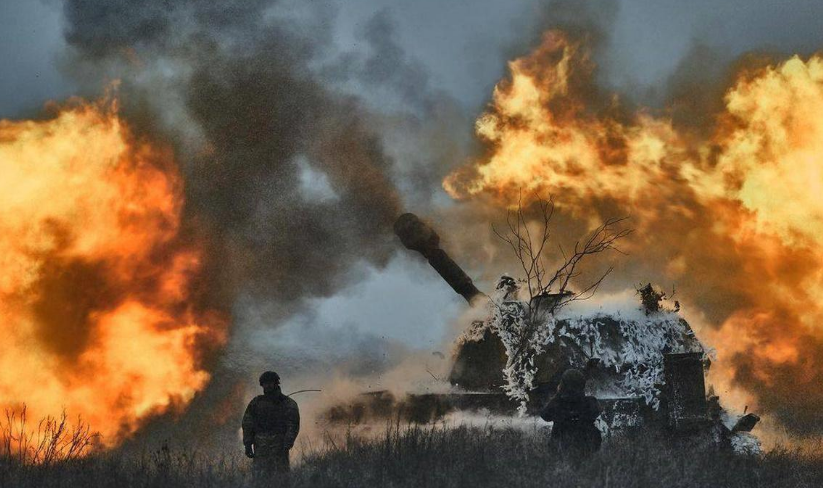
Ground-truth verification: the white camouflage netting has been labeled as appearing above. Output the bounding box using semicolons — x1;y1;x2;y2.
480;285;706;412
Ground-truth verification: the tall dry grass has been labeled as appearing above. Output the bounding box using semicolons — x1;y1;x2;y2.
1;420;822;487
1;406;99;466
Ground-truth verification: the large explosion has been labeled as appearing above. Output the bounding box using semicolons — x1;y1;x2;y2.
0;98;227;445
445;31;823;431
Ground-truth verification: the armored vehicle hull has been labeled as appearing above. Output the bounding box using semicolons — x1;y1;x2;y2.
325;214;759;452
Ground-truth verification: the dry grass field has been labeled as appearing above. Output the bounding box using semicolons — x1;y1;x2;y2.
3;421;823;488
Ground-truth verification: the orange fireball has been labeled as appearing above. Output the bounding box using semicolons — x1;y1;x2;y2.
446;30;823;430
0;97;227;447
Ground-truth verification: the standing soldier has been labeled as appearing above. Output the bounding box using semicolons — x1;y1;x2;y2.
242;371;300;474
540;368;601;462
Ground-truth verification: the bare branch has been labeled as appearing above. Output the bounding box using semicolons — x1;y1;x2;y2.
491;193;632;320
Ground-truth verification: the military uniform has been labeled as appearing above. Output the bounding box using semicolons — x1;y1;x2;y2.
540;369;601;460
541;393;601;456
242;387;300;473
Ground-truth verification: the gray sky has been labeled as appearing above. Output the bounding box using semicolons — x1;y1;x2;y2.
3;0;823;350
6;0;823;115
0;0;73;116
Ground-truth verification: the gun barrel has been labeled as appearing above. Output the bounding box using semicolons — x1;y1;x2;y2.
394;213;482;303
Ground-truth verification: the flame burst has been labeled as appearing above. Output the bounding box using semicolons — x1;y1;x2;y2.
0;98;227;446
446;31;823;431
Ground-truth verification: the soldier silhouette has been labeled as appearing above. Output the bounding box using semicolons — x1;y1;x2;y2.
540;368;601;461
242;371;300;474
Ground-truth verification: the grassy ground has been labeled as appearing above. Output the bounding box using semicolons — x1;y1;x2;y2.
2;425;822;488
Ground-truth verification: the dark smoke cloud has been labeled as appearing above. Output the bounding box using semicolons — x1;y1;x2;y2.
504;0;619;81
317;9;476;212
62;0;401;306
58;0;428;445
63;0;173;55
184;57;400;303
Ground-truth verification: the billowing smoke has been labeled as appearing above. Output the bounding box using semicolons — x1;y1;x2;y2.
63;0;402;304
48;0;493;451
0;0;438;448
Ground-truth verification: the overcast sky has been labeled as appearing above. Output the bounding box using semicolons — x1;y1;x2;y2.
3;0;823;350
5;0;823;117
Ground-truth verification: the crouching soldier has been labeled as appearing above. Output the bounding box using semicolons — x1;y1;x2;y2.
540;368;601;462
242;371;300;474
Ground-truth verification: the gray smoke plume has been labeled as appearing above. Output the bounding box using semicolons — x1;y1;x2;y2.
58;0;442;447
64;0;400;302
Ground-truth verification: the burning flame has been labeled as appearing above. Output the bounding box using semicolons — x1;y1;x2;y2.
446;31;823;430
0;97;227;446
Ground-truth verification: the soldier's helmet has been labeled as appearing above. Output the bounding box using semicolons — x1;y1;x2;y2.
558;368;586;396
259;371;281;386
495;274;517;291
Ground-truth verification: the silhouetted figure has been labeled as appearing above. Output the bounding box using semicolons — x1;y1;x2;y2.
540;368;601;461
242;371;300;474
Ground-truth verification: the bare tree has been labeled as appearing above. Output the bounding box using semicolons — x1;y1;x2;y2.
492;193;632;319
